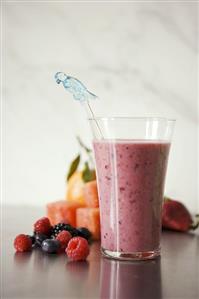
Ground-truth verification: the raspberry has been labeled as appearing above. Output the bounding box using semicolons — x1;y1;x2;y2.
51;223;78;238
14;234;32;252
56;231;72;252
34;217;51;235
66;237;89;261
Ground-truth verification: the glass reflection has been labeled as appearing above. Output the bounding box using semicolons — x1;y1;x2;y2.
100;257;162;299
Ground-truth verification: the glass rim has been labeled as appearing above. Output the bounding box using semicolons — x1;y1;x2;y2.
88;116;176;122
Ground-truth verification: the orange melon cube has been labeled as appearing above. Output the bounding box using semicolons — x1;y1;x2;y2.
47;200;84;227
83;181;99;208
76;208;100;240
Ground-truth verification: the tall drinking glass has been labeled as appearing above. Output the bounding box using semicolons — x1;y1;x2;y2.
88;117;175;260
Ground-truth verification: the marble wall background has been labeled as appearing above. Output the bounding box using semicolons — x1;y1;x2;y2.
2;2;198;212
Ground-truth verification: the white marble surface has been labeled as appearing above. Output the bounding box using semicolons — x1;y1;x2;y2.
2;2;198;212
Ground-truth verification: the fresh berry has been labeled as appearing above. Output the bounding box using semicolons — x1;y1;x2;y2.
56;231;72;252
34;233;48;247
14;234;32;252
51;223;78;237
51;223;67;237
162;198;192;232
77;227;92;241
65;225;78;237
34;217;51;235
66;237;89;261
28;235;35;245
41;239;61;253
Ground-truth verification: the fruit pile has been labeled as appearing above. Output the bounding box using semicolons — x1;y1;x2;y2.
46;138;199;239
14;217;91;261
47;137;100;240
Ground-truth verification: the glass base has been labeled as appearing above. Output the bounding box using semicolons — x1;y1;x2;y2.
101;247;160;261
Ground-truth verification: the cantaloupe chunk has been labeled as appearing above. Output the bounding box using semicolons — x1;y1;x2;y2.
47;200;84;227
83;181;99;208
76;208;100;240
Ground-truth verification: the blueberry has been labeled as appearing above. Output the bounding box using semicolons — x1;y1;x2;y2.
77;227;92;241
41;239;60;253
35;233;48;247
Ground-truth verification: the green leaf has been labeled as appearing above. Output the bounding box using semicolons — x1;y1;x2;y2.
82;162;96;183
190;214;199;230
66;154;81;182
76;136;92;154
164;196;171;202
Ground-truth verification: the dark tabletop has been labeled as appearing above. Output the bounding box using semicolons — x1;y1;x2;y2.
1;206;199;299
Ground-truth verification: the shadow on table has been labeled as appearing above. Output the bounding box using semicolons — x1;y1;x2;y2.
100;257;162;299
66;261;89;277
14;247;60;270
14;252;32;266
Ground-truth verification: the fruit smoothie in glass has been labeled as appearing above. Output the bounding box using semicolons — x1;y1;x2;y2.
89;117;175;260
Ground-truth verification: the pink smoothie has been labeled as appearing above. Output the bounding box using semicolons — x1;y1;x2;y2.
93;140;170;253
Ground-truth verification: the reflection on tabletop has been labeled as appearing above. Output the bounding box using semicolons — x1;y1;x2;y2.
100;257;162;299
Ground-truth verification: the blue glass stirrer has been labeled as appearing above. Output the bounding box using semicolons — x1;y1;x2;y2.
54;72;103;137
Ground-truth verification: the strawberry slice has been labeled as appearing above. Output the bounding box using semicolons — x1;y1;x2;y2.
162;198;193;232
